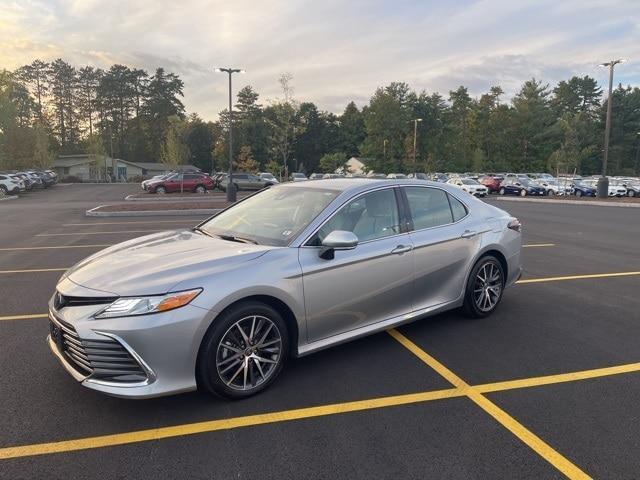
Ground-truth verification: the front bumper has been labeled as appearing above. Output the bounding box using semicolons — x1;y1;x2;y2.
47;298;214;398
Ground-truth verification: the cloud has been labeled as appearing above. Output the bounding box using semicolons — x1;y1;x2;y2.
1;0;639;119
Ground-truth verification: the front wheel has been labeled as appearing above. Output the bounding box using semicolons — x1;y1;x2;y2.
463;256;505;318
628;190;636;197
156;186;166;194
197;302;288;399
575;190;582;197
520;189;527;197
195;185;206;194
498;188;505;195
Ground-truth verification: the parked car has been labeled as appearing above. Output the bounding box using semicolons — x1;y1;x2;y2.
47;179;522;399
366;173;388;179
535;179;570;196
479;175;502;193
322;173;344;179
142;173;171;191
289;172;308;182
386;173;408;179
581;178;626;197
308;173;324;180
569;180;597;197
407;173;429;180
447;178;489;197
148;172;214;194
258;172;279;184
498;177;546;196
613;178;640;197
0;174;22;195
219;172;275;192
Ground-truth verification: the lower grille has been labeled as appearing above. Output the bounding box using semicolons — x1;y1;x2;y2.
50;317;148;383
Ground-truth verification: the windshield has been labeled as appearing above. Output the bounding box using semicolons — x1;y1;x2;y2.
461;179;479;185
199;186;340;246
261;173;275;179
519;178;535;186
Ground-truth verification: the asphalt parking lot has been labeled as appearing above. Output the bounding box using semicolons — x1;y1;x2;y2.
1;184;639;479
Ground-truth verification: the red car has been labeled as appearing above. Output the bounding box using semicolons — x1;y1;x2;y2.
148;172;214;194
479;175;503;193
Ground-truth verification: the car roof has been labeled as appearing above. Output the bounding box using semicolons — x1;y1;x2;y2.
277;178;458;194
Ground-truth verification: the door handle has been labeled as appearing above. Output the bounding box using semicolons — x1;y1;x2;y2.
460;230;477;239
391;244;413;254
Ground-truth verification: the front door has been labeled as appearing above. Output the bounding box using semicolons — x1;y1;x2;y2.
299;187;414;342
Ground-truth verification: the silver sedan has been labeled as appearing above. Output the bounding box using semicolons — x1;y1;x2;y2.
48;179;522;399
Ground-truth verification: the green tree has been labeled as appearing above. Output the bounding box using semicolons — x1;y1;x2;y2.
236;146;259;173
339;101;365;156
319;152;348;174
160;116;190;191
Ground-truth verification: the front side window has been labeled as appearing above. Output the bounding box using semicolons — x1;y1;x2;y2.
404;187;454;230
309;188;400;245
200;186;339;246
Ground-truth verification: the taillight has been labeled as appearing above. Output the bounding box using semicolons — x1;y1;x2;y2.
508;218;522;233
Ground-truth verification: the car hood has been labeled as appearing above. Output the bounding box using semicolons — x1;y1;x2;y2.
64;230;273;296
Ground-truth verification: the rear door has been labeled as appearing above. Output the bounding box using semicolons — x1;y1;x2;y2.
402;186;479;310
299;187;414;342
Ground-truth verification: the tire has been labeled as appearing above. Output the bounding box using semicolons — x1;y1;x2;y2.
520;189;527;197
575;189;582;197
155;186;166;194
628;190;636;197
195;185;206;194
197;301;289;399
0;185;7;195
547;190;554;196
498;188;505;195
463;255;505;318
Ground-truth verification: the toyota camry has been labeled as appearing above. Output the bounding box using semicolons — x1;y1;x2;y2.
48;179;522;399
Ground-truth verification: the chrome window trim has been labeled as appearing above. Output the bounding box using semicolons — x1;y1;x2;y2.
402;185;470;234
299;184;405;248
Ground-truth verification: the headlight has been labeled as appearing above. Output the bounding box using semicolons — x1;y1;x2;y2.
94;289;202;319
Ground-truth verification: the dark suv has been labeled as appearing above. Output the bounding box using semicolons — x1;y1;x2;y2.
219;173;275;192
148;172;214;194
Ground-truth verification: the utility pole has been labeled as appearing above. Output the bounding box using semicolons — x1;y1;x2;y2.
411;119;423;176
598;59;625;198
215;67;245;202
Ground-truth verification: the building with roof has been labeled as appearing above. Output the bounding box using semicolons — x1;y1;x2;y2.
54;155;199;181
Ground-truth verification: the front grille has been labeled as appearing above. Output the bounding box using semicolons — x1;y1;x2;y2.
54;292;117;310
50;316;148;383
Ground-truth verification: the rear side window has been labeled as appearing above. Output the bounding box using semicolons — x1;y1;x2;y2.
448;194;468;222
404;187;453;230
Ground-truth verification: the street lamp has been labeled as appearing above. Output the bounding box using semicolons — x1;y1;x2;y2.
383;139;388;159
411;118;423;176
215;67;245;202
597;58;626;198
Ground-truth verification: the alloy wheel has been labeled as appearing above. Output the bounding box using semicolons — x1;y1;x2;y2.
216;315;282;391
473;262;503;312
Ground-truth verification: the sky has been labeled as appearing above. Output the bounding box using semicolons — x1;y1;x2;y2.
1;0;639;120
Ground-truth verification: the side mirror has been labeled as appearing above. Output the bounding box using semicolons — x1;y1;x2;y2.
319;230;358;260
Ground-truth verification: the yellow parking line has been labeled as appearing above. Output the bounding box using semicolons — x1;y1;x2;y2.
387;329;590;479
517;271;640;284
522;243;555;248
474;362;640;394
35;230;162;237
0;245;111;251
0;314;48;321
0;387;463;460
0;268;67;274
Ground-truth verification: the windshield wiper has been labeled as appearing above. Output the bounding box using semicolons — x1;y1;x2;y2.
193;226;214;238
216;234;259;245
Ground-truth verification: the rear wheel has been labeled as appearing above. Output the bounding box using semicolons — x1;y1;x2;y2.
520;189;527;197
197;302;288;399
0;185;7;195
463;256;505;318
628;190;636;197
498;187;505;195
575;189;583;197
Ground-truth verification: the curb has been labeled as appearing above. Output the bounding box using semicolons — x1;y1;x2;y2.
86;206;221;217
0;195;19;202
489;197;640;208
124;194;227;202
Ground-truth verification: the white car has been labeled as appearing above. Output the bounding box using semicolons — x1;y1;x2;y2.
289;173;308;182
447;178;489;197
582;178;626;197
0;174;23;195
535;179;570;196
387;173;408;179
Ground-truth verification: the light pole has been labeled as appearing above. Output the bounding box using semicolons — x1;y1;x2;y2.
597;59;625;198
383;139;388;159
411;118;423;176
215;67;245;202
